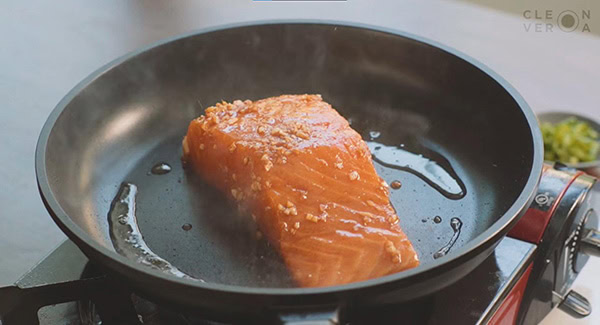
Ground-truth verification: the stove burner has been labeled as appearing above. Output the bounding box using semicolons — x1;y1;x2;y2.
72;262;227;325
78;290;233;325
78;294;194;325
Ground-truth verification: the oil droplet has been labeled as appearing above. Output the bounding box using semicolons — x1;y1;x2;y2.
366;141;466;200
150;162;172;175
108;183;201;281
433;217;463;259
182;223;192;231
369;131;381;139
390;180;402;189
433;216;442;224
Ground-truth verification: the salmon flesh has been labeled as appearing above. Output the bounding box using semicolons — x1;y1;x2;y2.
182;94;419;287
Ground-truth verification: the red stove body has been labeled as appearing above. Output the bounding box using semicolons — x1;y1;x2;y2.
489;164;599;325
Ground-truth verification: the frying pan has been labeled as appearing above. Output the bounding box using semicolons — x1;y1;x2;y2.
36;21;543;322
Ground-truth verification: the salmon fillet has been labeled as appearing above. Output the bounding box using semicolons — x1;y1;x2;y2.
182;94;419;287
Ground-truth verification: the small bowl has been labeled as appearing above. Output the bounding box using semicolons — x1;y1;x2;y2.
536;112;600;177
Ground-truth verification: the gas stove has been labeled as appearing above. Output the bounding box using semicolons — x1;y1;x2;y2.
0;237;534;325
1;164;598;325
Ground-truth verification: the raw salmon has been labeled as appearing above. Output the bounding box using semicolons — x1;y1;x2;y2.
183;94;419;287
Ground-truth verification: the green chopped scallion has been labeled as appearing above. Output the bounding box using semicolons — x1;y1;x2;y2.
541;117;599;164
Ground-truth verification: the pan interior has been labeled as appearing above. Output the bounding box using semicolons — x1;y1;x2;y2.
43;24;534;288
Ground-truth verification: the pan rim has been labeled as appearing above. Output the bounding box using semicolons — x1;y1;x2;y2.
35;19;543;298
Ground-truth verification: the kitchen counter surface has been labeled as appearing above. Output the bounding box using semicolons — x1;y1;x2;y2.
1;1;598;324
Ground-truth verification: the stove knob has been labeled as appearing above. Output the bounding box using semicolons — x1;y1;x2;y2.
575;209;599;272
558;290;592;318
580;228;600;257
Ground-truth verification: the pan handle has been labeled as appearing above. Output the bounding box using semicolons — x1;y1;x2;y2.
277;307;340;325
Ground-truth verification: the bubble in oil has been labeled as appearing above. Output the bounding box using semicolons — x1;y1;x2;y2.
369;131;381;139
182;223;193;231
150;162;172;175
117;215;128;225
390;180;402;189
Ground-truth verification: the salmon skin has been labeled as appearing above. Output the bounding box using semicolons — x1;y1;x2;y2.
183;94;419;287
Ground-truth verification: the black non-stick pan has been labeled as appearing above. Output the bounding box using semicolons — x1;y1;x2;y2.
36;22;543;322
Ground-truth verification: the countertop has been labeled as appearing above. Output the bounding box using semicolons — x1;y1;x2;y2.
0;0;598;324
